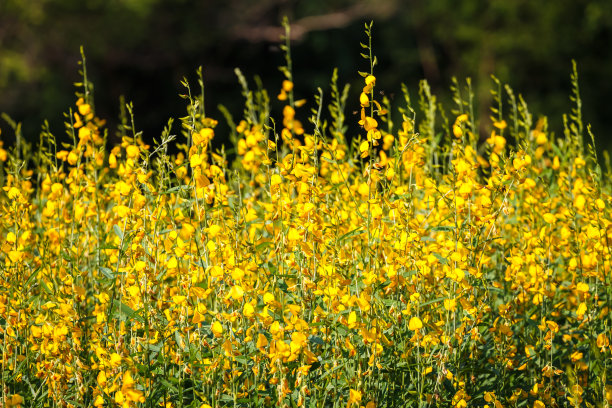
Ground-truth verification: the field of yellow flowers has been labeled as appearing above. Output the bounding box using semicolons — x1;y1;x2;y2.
1;23;611;408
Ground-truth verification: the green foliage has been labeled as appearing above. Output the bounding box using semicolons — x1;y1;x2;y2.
0;14;611;408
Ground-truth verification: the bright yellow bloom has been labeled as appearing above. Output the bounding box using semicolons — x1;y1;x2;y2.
212;321;223;337
348;389;362;407
243;302;255;318
360;92;370;107
126;145;140;159
409;317;423;331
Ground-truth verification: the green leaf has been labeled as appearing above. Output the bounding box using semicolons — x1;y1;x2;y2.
433;253;448;265
419;296;446;308
431;225;455;232
255;240;273;251
175;331;185;351
160;379;178;393
113;224;123;240
277;279;288;293
113;302;144;323
100;267;114;279
337;227;364;243
309;335;325;346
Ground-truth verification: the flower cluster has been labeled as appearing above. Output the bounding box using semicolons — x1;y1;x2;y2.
0;29;611;408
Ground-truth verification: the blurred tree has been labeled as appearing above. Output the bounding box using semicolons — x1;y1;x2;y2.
1;0;611;153
393;0;612;146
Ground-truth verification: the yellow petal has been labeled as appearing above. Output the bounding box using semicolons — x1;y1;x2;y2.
408;316;423;331
212;321;223;337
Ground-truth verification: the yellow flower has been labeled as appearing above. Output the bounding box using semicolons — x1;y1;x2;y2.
114;390;125;405
456;114;468;123
78;103;91;116
597;333;609;351
453;124;463;138
271;174;282;186
408;316;423;331
348;389;362;407
172;295;186;305
535;131;548;145
243;302;255;318
93;395;105;407
287;227;302;242
359;140;370;158
361;116;378;131
126;145;140;159
360;92;370;107
257;333;268;350
573;194;585;211
6;394;24;407
208;224;222;238
68;150;79;165
263;292;275;305
190;153;203;168
227;285;244;300
570;351;583;362
97;370;108;387
110;352;122;368
212;321;223;337
443;298;456;312
282;80;293;92
114;205;130;218
78;126;92;141
493;120;507;129
348;311;357;329
192;307;205;324
167;256;178;269
576;282;589;293
194;128;214;145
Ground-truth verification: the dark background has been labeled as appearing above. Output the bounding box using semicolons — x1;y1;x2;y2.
1;0;611;155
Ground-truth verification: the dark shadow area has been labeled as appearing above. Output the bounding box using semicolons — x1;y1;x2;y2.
1;0;611;155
